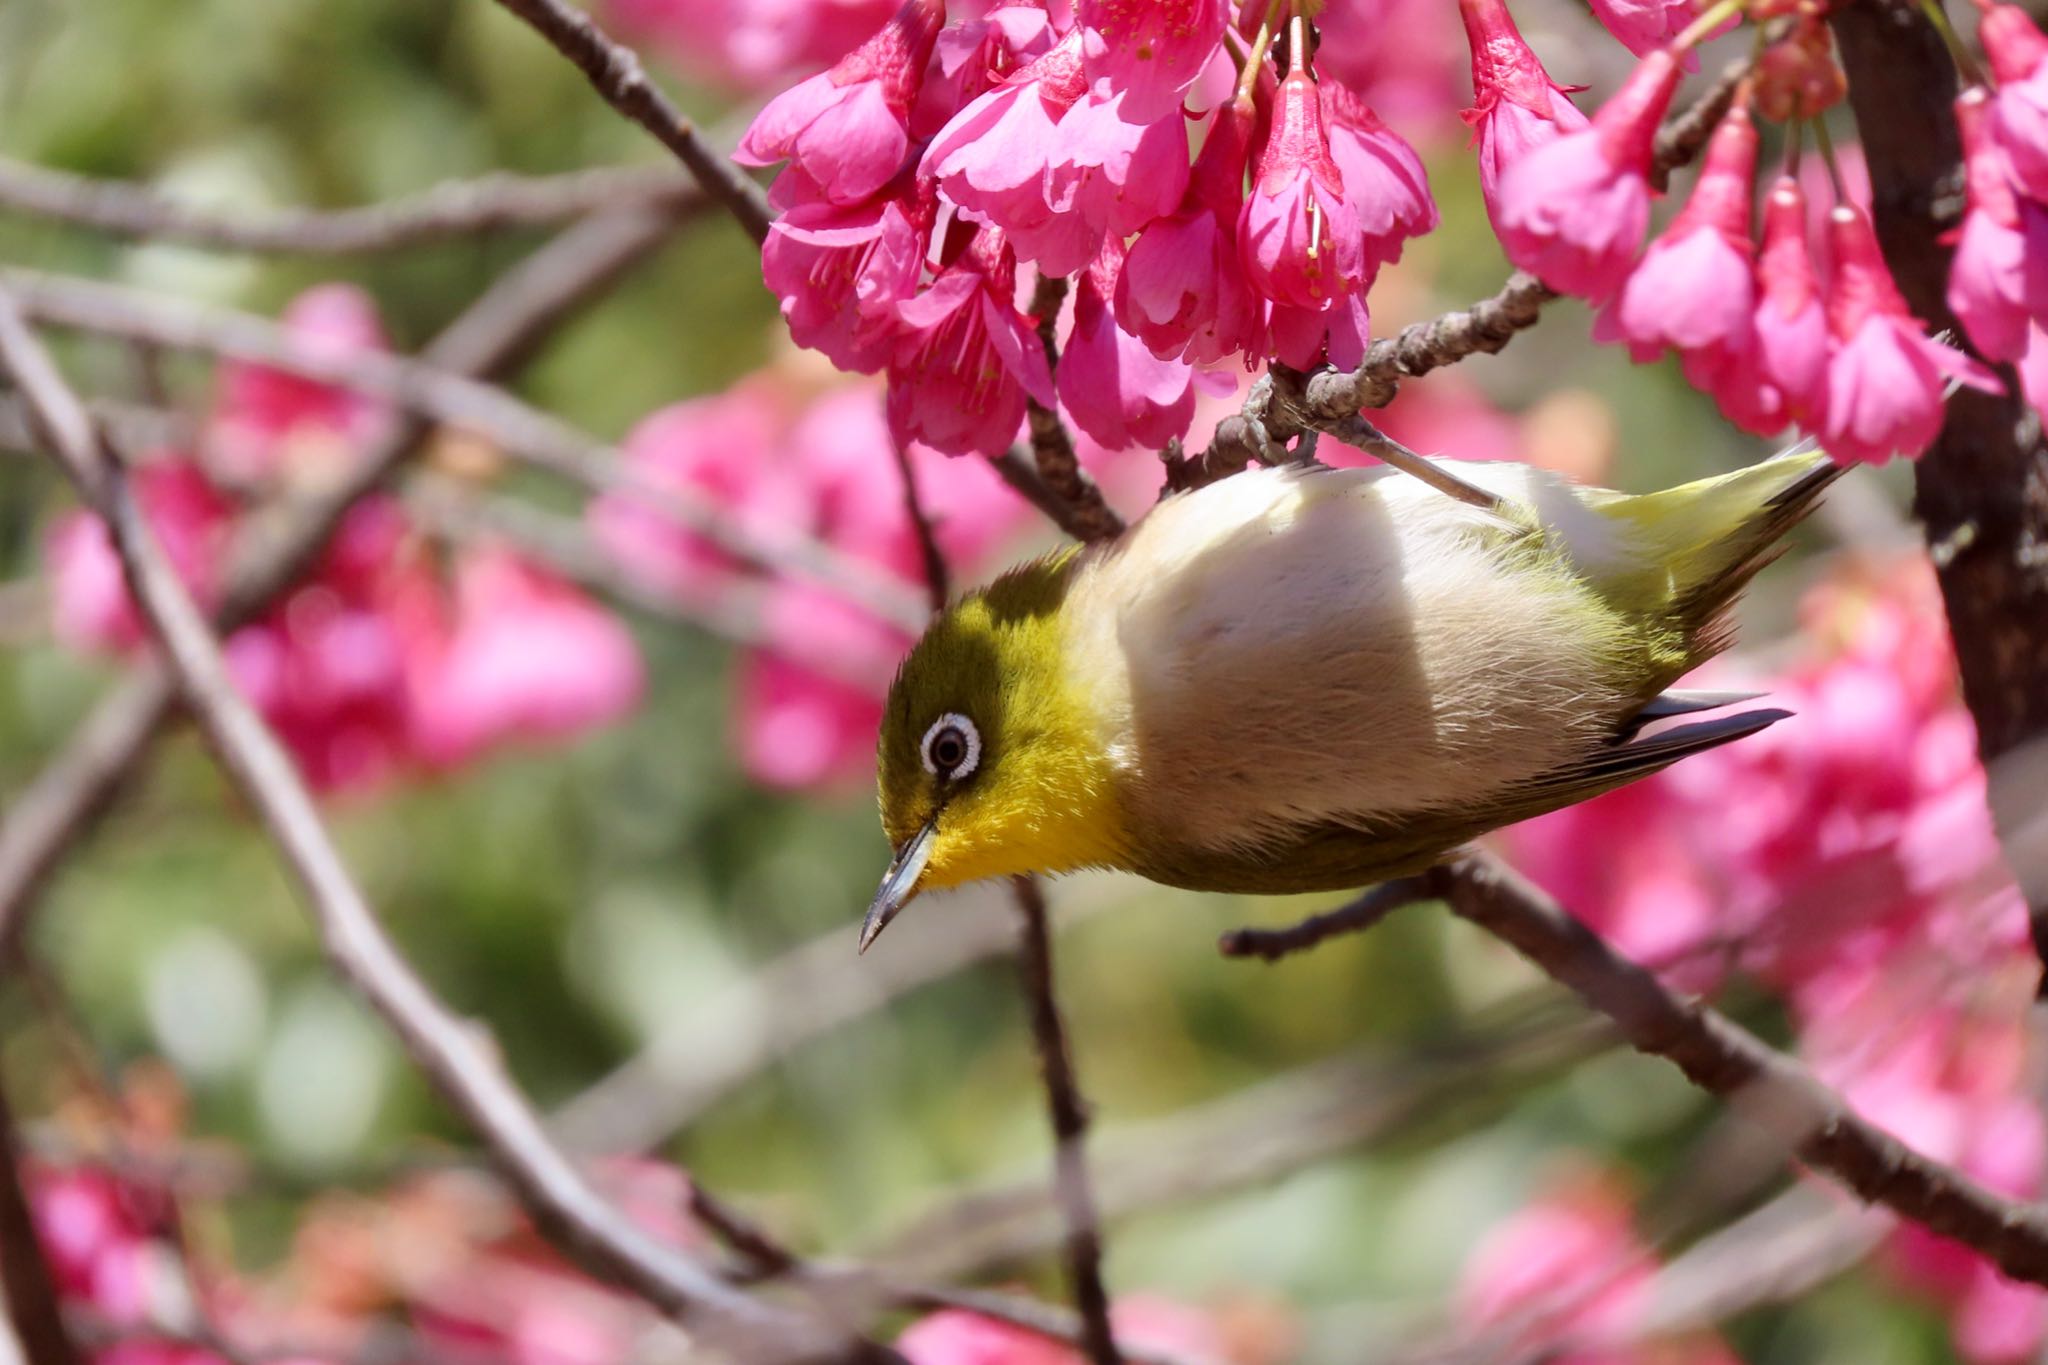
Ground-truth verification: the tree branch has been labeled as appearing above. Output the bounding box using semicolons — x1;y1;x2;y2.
1427;850;2048;1290
0;157;698;254
1021;275;1125;544
484;0;772;243
1830;0;2048;983
1008;877;1120;1365
0;1072;81;1365
0;292;865;1361
0;209;681;988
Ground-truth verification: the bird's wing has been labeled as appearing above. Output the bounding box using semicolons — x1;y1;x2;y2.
1130;706;1788;896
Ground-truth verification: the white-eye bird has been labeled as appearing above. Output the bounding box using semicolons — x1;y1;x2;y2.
859;451;1839;950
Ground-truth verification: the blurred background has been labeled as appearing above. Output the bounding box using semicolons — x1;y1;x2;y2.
0;1;2024;1362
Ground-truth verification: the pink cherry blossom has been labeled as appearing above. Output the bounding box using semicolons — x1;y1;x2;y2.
1822;206;1997;466
1612;105;1757;362
213;284;390;485
1320;79;1437;271
1747;175;1831;428
1317;0;1468;131
1114;93;1265;365
1077;0;1225;125
1495;51;1681;302
1949;86;2048;363
604;0;897;94
1459;0;1589;230
407;549;644;768
1587;0;1710;60
48;458;233;654
736;0;944;203
1057;239;1197;450
923;30;1101;274
886;229;1056;456
761;174;930;372
1043;88;1191;249
917;3;1060;139
1983;4;2048;204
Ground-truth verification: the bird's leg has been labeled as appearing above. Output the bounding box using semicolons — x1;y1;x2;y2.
1328;416;1507;515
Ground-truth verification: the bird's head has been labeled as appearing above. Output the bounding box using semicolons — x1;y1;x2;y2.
861;551;1127;950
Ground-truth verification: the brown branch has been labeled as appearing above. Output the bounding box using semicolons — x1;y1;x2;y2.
485;0;772;243
1008;877;1120;1365
1830;3;2048;984
0;293;862;1361
0;1072;82;1365
1024;275;1124;543
6;268;928;632
1426;849;2048;1289
1218;876;1432;961
891;439;949;612
0;209;681;994
0;157;698;254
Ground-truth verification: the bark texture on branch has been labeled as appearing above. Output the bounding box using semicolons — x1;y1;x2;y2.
1833;2;2048;977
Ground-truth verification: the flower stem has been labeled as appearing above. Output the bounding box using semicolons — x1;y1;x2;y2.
1674;0;1742;52
1782;115;1805;177
1286;10;1311;74
1919;0;1990;86
1813;115;1848;200
1234;0;1283;101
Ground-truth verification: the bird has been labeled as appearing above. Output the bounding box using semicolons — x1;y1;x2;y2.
859;449;1840;951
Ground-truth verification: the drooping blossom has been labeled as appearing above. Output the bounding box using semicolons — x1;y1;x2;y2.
212;284;391;485
917;2;1061;139
1042;87;1191;252
1743;175;1831;429
1320;79;1437;271
1238;57;1373;369
736;0;945;203
1587;0;1714;61
1076;0;1225;124
886;229;1056;456
1458;0;1589;230
1057;238;1198;450
1495;51;1682;302
1822;206;1997;466
1949;86;2048;363
1982;4;2048;204
1610;104;1757;364
761;173;931;372
1115;92;1265;364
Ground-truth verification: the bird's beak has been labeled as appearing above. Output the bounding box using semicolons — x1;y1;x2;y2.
860;815;938;953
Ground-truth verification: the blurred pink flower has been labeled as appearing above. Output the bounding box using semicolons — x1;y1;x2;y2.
1823;206;1997;465
1459;0;1589;231
735;0;945;203
1610;106;1756;364
886;229;1056;456
1984;4;2048;204
408;549;644;768
1495;51;1681;302
604;0;899;94
1587;0;1704;59
48;458;233;654
1057;239;1198;450
1076;0;1225;124
1949;86;2048;364
1317;0;1467;131
212;284;390;485
897;1297;1229;1365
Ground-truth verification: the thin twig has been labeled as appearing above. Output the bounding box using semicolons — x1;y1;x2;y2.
892;439;950;613
0;157;698;254
1023;275;1124;544
485;0;772;243
0;209;682;1015
0;293;856;1361
0;1072;82;1365
1008;877;1120;1365
1218;876;1434;961
7;268;928;632
1428;849;2048;1290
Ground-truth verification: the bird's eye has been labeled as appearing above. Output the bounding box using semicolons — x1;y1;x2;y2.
920;712;981;781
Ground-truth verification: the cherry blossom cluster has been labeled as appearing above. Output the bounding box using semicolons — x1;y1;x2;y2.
44;287;642;793
734;0;1442;457
1503;555;2044;1362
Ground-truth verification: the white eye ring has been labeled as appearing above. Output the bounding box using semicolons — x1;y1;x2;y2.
920;713;981;780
